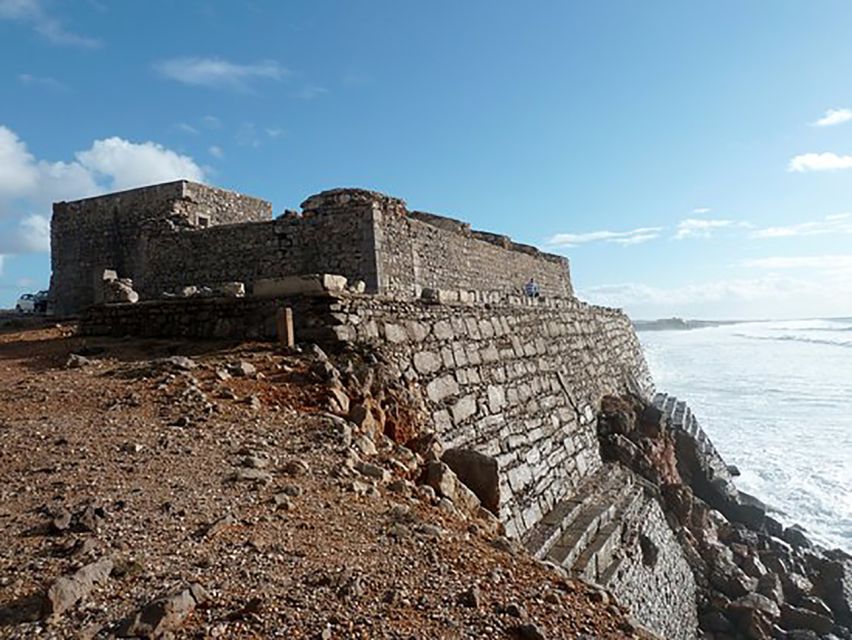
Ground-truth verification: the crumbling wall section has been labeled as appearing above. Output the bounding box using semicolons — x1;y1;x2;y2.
50;181;271;315
179;181;272;226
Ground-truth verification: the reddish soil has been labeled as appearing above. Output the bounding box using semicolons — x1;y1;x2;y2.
0;324;652;639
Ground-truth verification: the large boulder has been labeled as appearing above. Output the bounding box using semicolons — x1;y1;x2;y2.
44;557;113;618
440;448;500;514
780;604;834;635
813;552;852;627
104;277;139;304
115;583;208;638
728;592;781;621
422;461;481;516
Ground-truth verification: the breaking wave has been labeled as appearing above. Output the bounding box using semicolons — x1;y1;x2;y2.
640;318;852;551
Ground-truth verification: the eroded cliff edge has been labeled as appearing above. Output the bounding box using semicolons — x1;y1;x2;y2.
74;272;852;640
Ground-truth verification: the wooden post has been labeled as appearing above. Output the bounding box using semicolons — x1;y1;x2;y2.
276;306;294;348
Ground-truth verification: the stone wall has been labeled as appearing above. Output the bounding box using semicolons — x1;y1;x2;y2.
137;208;380;298
79;295;337;342
80;290;702;636
82;289;651;536
52;183;574;315
375;202;572;299
326;293;652;538
50;181;271;315
605;494;699;640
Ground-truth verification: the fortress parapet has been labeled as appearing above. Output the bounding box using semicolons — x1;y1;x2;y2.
49;182;572;315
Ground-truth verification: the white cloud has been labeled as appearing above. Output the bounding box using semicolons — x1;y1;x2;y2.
75;137;204;191
0;124;204;258
201;115;222;130
752;213;852;238
176;122;199;135
692;207;711;214
674;218;739;239
208;145;224;159
547;227;662;248
581;271;852;320
154;57;286;90
0;125;40;197
811;108;852;127
297;85;328;100
18;73;66;91
582;277;805;311
788;152;852;172
742;255;852;271
0;214;49;254
0;0;100;48
235;122;261;148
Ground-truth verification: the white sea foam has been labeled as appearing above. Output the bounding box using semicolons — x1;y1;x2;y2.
640;318;852;551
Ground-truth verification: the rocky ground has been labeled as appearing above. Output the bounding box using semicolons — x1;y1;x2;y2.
598;395;852;640
0;322;650;639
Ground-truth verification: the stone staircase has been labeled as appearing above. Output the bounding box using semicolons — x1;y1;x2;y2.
653;393;714;456
652;392;736;489
523;463;648;585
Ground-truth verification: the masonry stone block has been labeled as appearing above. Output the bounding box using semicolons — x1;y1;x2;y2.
487;385;506;413
383;322;408;344
451;395;478;424
405;321;429;342
433;320;454;340
413;350;443;374
441;448;500;514
440;347;454;368
426;374;460;403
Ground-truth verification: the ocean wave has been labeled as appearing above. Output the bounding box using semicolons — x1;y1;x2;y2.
733;333;852;349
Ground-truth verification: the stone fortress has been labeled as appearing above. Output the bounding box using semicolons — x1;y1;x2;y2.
50;182;852;640
50;181;571;317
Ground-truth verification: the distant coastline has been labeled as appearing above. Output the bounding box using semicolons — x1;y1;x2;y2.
633;316;852;331
632;317;748;331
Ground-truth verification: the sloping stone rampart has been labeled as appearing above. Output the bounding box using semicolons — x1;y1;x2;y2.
82;291;651;537
325;294;652;538
80;290;703;637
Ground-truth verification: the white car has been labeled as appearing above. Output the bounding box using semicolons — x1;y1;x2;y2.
16;291;48;314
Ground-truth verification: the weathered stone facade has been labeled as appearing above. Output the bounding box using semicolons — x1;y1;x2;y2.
322;293;651;538
50;184;572;315
80;288;699;637
67;182;708;638
50;181;272;315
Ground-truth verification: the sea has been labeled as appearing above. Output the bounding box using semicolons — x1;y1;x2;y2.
638;318;852;552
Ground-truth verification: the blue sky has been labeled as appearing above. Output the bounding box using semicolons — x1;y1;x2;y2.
2;1;852;319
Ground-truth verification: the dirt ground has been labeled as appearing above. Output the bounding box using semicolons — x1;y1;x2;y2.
0;323;650;639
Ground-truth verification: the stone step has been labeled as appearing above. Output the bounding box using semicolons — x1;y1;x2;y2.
597;495;655;587
522;464;631;560
573;484;646;583
546;471;636;569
